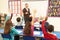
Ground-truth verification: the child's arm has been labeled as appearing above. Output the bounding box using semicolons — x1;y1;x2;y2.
42;20;47;35
42;17;48;35
11;27;19;35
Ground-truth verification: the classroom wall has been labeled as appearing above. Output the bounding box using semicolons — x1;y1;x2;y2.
0;0;60;31
22;1;48;17
0;0;9;14
47;17;60;31
22;0;60;31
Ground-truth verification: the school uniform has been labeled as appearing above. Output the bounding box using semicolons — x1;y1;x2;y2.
42;20;58;40
3;27;19;40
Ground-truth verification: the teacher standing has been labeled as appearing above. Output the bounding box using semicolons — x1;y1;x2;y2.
23;3;31;23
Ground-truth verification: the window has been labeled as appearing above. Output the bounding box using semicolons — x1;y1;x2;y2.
8;0;22;15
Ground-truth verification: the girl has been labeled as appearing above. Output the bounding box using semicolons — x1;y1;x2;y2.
23;16;34;36
3;18;19;40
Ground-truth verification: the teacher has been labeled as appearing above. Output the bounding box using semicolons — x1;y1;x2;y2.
23;3;31;23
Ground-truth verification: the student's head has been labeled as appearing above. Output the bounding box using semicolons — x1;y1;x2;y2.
24;21;31;35
4;19;13;34
47;25;54;32
16;17;21;22
25;3;29;8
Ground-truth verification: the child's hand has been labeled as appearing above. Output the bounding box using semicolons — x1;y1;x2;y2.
45;16;48;21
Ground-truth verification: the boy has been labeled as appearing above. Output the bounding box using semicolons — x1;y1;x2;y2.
42;17;58;40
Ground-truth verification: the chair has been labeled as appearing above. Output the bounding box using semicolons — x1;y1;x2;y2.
34;27;40;31
1;34;11;39
23;36;35;40
41;37;55;40
14;35;19;40
15;26;23;29
41;37;46;40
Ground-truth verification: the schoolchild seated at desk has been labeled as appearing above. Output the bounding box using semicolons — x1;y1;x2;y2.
23;16;35;40
1;17;19;40
41;17;58;40
23;16;34;36
39;17;49;31
15;17;23;29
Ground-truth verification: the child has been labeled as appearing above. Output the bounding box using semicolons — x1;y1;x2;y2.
16;17;21;26
3;18;19;40
41;17;58;40
40;17;49;31
15;17;23;29
23;16;34;36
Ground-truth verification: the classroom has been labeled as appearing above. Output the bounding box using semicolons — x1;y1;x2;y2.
0;0;60;40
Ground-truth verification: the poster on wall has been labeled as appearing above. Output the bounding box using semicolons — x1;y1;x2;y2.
48;0;60;17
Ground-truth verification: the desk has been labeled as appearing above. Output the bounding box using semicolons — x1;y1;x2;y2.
16;29;60;39
0;29;60;39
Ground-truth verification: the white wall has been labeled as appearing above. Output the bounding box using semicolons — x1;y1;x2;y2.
0;0;9;14
22;1;48;17
47;17;60;31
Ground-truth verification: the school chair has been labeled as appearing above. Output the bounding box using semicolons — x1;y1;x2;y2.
34;27;38;31
41;37;46;40
23;36;35;40
1;34;11;39
34;27;40;31
41;37;51;40
15;26;23;29
14;35;19;40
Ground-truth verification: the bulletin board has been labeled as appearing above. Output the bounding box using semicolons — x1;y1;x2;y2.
48;0;60;17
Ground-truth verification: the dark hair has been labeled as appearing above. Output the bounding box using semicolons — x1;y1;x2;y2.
47;25;54;32
24;21;31;35
16;17;21;22
28;16;32;22
4;19;13;34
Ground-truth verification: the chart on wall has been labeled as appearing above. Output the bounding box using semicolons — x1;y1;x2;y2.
48;0;60;17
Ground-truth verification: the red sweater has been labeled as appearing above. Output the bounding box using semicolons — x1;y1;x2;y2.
42;20;58;40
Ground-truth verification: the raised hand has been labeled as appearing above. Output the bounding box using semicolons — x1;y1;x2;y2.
45;16;48;21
